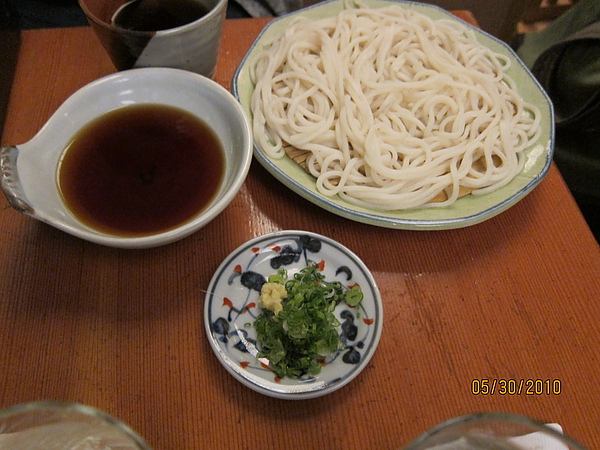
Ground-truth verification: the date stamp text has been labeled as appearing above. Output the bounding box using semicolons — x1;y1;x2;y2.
471;379;562;396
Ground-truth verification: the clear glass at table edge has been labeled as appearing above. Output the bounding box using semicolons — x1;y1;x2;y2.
405;412;588;450
0;401;151;449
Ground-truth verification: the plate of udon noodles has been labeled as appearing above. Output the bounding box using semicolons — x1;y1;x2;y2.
233;0;554;230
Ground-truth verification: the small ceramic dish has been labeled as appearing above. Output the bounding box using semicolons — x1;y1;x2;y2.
204;230;383;399
233;0;554;230
1;68;252;249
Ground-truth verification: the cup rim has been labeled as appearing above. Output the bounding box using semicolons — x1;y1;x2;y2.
78;0;228;36
405;412;587;450
0;401;151;449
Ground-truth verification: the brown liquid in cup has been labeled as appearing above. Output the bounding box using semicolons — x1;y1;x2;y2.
113;0;210;32
82;0;213;70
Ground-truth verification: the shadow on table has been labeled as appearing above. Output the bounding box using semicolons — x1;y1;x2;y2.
0;3;20;141
243;162;543;277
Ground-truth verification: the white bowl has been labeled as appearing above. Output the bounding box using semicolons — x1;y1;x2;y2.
1;68;252;249
204;230;383;399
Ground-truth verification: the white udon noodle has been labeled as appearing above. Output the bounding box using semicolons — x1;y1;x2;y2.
250;4;542;210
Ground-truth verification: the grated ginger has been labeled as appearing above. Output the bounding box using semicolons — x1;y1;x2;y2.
258;282;287;315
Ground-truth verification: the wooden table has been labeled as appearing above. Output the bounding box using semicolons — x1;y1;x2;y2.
1;13;599;450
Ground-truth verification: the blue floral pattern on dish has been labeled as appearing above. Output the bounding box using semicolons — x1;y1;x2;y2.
204;231;383;399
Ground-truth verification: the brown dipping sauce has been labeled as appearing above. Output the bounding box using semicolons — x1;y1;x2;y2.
58;104;225;237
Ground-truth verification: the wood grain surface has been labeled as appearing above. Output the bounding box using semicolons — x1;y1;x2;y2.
1;13;599;450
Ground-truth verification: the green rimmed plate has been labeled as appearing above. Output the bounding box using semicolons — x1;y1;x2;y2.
232;0;554;230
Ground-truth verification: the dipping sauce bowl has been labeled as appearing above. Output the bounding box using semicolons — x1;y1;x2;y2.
1;68;252;249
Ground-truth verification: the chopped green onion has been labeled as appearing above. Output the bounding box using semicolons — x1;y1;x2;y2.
254;262;363;379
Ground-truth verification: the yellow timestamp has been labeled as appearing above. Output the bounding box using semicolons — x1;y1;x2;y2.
471;379;562;395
